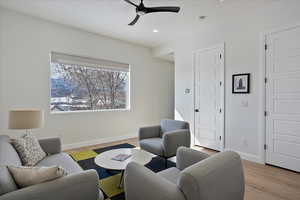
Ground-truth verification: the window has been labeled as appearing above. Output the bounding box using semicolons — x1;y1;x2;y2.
50;52;130;113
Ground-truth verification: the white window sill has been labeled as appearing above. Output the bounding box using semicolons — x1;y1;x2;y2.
50;108;131;115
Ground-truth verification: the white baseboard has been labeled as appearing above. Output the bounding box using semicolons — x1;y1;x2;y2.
62;134;137;150
224;148;264;164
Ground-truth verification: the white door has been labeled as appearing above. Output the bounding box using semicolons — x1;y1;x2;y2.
266;26;300;172
194;44;224;151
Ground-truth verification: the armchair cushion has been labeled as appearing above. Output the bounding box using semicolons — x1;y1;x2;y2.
138;125;161;140
139;138;164;156
157;167;180;184
160;119;189;137
176;147;209;171
163;129;190;157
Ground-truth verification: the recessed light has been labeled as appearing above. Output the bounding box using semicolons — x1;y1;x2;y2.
199;16;206;20
219;0;225;2
153;29;159;33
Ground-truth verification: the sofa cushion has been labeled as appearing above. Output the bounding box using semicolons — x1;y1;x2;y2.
157;167;180;184
0;136;22;166
0;167;18;195
0;135;21;195
36;153;82;174
140;138;164;156
11;134;47;166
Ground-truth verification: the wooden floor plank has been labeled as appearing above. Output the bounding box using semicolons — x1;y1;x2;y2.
65;137;300;200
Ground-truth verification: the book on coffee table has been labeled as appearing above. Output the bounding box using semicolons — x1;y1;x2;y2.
111;154;132;162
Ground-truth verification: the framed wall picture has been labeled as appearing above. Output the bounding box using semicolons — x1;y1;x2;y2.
232;73;250;94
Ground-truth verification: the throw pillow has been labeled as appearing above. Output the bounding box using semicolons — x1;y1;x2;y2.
11;134;46;166
7;166;66;188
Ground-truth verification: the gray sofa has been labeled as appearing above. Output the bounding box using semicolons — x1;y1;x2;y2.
139;119;190;166
125;147;245;200
0;135;103;200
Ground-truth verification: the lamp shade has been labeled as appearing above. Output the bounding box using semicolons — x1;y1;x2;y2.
9;110;44;130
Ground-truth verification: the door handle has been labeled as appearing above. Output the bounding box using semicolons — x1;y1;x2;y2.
195;109;199;112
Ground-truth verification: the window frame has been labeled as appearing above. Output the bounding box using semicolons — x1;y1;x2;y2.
49;52;131;114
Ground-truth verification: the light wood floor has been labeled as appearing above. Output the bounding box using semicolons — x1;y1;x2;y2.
65;138;300;200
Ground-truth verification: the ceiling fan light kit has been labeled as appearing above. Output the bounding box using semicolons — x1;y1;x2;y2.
124;0;181;26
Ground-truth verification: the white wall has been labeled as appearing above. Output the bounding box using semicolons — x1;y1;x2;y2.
169;1;300;162
0;8;174;148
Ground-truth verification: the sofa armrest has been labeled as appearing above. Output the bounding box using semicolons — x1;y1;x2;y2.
176;147;210;170
138;125;161;140
162;129;190;157
39;137;61;154
124;162;185;200
0;170;101;200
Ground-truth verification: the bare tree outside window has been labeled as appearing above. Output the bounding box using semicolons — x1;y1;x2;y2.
50;62;129;112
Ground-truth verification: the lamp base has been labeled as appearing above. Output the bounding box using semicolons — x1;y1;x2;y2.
24;129;32;136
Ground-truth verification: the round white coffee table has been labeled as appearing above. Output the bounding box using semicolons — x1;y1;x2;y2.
94;148;153;187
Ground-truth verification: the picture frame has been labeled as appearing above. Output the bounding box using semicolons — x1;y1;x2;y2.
232;73;250;94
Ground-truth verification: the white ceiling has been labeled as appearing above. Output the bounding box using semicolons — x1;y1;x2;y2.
0;0;279;48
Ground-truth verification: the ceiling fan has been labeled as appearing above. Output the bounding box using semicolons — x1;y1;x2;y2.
124;0;180;26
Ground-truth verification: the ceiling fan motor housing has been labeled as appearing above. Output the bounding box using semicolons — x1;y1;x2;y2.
125;0;180;25
136;3;146;15
137;11;146;16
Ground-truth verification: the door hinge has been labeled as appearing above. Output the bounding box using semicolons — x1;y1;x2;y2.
264;111;268;116
219;108;222;113
220;54;222;59
220;81;222;86
264;77;267;84
219;136;222;141
264;144;267;150
265;44;268;50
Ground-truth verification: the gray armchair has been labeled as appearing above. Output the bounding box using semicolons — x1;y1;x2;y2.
139;119;190;165
124;147;245;200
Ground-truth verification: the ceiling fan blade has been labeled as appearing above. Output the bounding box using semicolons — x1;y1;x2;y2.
128;15;140;26
145;6;180;14
124;0;138;7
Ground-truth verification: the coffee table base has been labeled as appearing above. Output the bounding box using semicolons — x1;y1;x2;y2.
119;171;124;189
105;169;124;188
